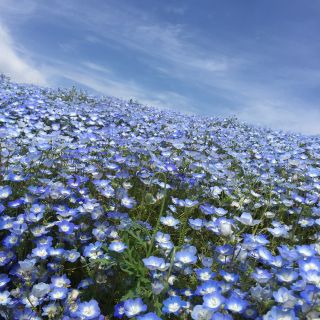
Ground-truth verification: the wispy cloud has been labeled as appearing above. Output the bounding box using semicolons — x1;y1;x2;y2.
237;100;320;135
0;22;47;85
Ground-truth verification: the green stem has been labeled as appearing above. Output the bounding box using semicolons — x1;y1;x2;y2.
147;173;167;257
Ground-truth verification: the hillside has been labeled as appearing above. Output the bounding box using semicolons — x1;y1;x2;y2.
0;75;319;319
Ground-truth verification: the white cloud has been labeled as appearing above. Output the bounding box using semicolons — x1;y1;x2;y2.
237;99;320;135
57;67;197;114
0;22;47;85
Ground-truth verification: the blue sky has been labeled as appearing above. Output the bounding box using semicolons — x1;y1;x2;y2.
0;0;319;134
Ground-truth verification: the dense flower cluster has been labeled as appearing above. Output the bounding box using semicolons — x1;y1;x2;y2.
0;74;319;319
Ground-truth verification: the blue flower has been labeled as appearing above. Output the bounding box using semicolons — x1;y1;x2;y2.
109;241;127;253
32;245;51;259
57;220;75;234
137;312;162;320
195;268;215;281
0;274;10;289
225;295;248;313
123;297;147;318
263;306;298;320
64;249;80;262
162;296;186;315
114;301;125;318
203;292;225;311
121;196;136;209
189;218;203;230
160;215;180;228
78;299;101;319
3;233;20;248
191;305;214;320
143;256;167;271
0;290;12;306
51;274;71;288
49;287;68;300
31;282;51;298
175;249;197;265
0;186;12;199
195;280;221;296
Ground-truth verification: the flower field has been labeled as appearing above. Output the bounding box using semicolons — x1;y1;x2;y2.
0;74;319;319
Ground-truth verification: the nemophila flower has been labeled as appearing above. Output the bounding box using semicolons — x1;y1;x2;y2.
151;281;165;295
83;242;104;259
155;231;173;250
160;215;180;228
49;287;68;300
162;296;187;315
191;305;214;320
109;241;127;253
36;236;53;247
200;256;213;268
51;274;71;288
299;257;320;273
57;220;76;234
296;245;317;258
22;294;40;308
216;244;234;256
0;274;10;289
209;312;233;320
64;249;80;262
137;312;162;320
114;301;125;318
203;292;225;311
121;196;136;209
263;306;298;320
42;302;59;317
31;282;51;298
220;270;239;283
184;199;199;207
180;288;194;297
225;295;248;313
195;280;221;296
31;225;49;237
19;258;36;272
175;248;197;265
243;233;269;250
278;245;299;262
78;299;101;319
30;203;46;214
276;268;299;283
78;278;94;289
195;268;215;281
32;245;50;259
123;297;147;318
8;198;24;208
143;256;167;271
189;218;203;230
267;224;290;238
0;290;12;305
235;212;260;226
215;207;228;216
0;185;12;199
300;285;319;304
251;268;272;284
256;246;273;263
3;233;20;248
49;247;65;258
200;204;215;215
301;270;320;286
208;218;234;237
273;287;297;308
